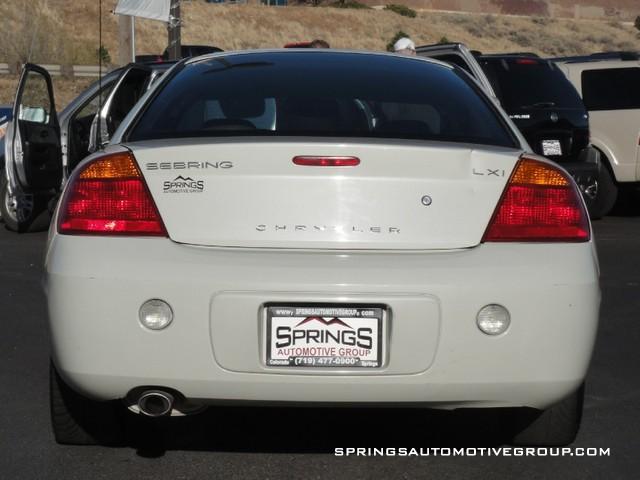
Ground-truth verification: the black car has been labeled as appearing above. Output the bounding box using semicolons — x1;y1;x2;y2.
478;55;609;218
417;44;608;219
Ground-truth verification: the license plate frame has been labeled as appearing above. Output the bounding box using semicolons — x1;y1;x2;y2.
264;305;385;369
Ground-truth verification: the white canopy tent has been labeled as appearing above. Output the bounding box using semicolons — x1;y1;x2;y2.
114;0;171;22
114;0;175;62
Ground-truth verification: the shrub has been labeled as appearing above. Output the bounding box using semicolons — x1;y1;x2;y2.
386;30;410;52
330;0;371;9
384;4;417;18
438;36;450;44
97;45;111;64
635;15;640;32
531;16;550;26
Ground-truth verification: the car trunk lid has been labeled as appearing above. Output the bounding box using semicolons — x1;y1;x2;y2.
129;139;522;250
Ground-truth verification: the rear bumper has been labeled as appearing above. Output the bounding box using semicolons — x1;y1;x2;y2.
557;147;601;200
45;236;600;410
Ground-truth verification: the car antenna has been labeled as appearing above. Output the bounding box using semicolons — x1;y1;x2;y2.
97;0;103;150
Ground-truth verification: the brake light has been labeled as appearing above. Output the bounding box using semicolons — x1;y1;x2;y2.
293;156;360;167
483;156;589;242
58;151;167;236
515;58;539;65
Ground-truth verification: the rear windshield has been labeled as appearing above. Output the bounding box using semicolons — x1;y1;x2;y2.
479;58;584;111
128;52;517;148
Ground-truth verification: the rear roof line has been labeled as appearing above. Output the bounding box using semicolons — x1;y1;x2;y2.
184;49;455;69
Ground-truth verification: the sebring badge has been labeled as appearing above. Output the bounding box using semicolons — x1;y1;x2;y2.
146;161;233;170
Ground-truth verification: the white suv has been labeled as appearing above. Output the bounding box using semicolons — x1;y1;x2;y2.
554;53;640;205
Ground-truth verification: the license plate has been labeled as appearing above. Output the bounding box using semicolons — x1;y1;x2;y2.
542;139;562;156
265;305;383;368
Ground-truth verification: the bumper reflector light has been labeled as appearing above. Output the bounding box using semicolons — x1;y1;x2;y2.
477;304;510;336
139;299;173;330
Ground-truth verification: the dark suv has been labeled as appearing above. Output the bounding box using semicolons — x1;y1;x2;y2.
477;54;606;216
417;44;607;218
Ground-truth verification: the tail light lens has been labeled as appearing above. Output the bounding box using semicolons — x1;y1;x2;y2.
483;155;589;242
58;151;167;236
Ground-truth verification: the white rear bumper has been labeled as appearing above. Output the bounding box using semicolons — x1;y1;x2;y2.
45;236;600;410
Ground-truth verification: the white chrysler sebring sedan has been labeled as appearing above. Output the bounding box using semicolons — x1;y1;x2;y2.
37;51;599;446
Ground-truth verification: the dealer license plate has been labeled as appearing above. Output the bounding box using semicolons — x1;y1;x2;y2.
542;139;562;156
265;305;383;368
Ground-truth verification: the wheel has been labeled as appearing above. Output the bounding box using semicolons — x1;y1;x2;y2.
510;384;584;446
584;163;617;220
49;361;125;445
0;173;51;232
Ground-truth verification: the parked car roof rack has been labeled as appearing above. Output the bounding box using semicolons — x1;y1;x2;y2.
549;51;640;63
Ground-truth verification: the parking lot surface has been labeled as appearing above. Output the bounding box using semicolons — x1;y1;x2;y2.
1;214;638;479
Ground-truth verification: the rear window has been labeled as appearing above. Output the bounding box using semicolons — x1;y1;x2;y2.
128;52;517;148
479;58;584;111
581;67;640;111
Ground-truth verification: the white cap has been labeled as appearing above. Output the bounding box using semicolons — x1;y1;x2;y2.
393;37;415;52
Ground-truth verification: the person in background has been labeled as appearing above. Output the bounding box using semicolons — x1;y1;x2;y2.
310;39;330;49
393;37;416;56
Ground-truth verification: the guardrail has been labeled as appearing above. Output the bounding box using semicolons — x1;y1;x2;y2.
0;63;105;77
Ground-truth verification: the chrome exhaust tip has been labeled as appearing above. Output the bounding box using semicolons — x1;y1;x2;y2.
137;390;174;417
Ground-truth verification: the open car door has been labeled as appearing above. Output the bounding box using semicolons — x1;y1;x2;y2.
9;63;62;192
89;64;153;152
416;43;497;98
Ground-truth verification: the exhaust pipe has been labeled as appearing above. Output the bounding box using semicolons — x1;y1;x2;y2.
137;390;174;417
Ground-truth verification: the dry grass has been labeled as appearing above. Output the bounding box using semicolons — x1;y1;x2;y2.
0;2;638;108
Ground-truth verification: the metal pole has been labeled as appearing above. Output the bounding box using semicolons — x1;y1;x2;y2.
131;16;136;62
118;14;134;64
167;0;181;61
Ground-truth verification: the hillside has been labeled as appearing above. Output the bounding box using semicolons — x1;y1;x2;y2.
363;0;640;20
0;1;639;107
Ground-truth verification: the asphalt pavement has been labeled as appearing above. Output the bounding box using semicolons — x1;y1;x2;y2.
1;213;639;480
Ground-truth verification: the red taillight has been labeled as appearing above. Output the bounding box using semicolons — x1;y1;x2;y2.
293;156;360;167
483;156;590;242
58;151;167;236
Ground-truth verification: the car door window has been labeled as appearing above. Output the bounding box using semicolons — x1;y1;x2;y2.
68;80;116;171
19;71;53;124
12;65;61;191
106;68;151;135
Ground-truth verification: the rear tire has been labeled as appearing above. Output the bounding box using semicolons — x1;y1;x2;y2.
0;173;50;232
510;384;584;446
49;361;125;445
585;162;617;220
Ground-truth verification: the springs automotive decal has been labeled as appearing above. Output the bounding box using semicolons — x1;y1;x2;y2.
163;175;204;193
